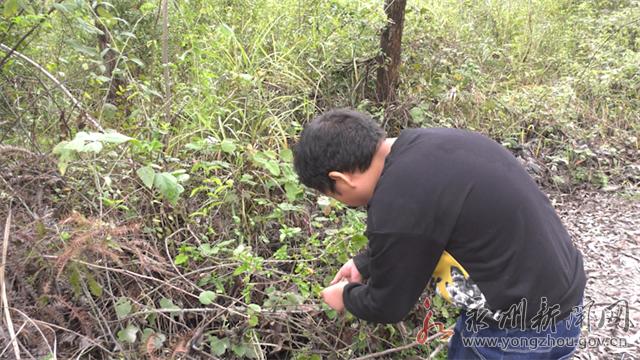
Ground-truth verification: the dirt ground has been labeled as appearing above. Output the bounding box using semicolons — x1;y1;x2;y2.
550;190;639;359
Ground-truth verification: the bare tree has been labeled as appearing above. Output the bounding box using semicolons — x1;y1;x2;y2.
376;0;407;105
94;4;120;103
161;0;171;121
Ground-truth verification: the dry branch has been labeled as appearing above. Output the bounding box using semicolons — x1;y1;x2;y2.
0;145;37;158
1;209;21;360
352;327;452;360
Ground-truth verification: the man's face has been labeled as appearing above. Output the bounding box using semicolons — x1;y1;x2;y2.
324;170;376;208
325;188;365;208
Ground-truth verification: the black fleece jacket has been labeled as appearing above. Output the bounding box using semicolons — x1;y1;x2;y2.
343;128;586;326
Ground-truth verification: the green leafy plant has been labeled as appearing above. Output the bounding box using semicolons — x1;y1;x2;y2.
136;166;188;205
52;130;132;175
117;324;139;344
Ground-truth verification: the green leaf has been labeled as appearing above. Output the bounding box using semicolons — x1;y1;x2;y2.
83;141;103;153
154;172;184;205
317;196;331;208
220;139;236;153
263;150;278;159
52;140;69;155
198;291;217;305
209;336;230;356
3;0;19;17
117;324;138;344
273;245;288;260
87;273;103;297
326;308;337;319
129;57;144;67
69;266;82;297
102;103;118;120
94;72;111;83
174;172;190;183
247;304;261;327
65;133;90;151
409;106;426;123
99;130;133;144
351;234;368;250
199;243;218;256
248;314;258;326
159;297;180;312
140;2;155;13
51;131;132;173
232;344;246;357
174;253;189;265
136;166;155;188
264;160;280;176
433;295;443;308
141;329;166;350
141;328;153;341
280;148;293;162
115;297;132;319
53;1;77;13
96;6;112;19
252;151;269;164
77;18;104;35
52;143;75;175
284;182;302;201
441;307;449;318
219;23;236;39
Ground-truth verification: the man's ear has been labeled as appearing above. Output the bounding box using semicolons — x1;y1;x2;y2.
328;171;356;189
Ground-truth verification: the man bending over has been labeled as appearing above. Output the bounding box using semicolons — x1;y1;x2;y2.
292;109;586;359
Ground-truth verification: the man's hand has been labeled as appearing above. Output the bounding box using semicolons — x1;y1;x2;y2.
330;259;363;285
322;258;363;312
321;280;347;311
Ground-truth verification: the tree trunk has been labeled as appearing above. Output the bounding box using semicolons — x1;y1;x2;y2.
161;0;171;121
376;0;407;105
95;4;120;103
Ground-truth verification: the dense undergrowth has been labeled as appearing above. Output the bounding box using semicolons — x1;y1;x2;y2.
1;0;638;358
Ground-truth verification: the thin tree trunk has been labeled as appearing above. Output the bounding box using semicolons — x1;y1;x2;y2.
376;0;407;105
95;5;119;103
161;0;171;121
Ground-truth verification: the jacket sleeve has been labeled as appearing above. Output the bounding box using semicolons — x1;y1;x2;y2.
342;231;446;324
352;248;371;279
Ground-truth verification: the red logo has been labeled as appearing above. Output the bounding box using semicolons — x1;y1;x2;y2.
416;298;454;344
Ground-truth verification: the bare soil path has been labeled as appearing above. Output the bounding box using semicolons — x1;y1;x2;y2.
551;190;639;359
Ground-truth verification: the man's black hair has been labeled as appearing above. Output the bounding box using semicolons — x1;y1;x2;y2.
293;108;385;193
